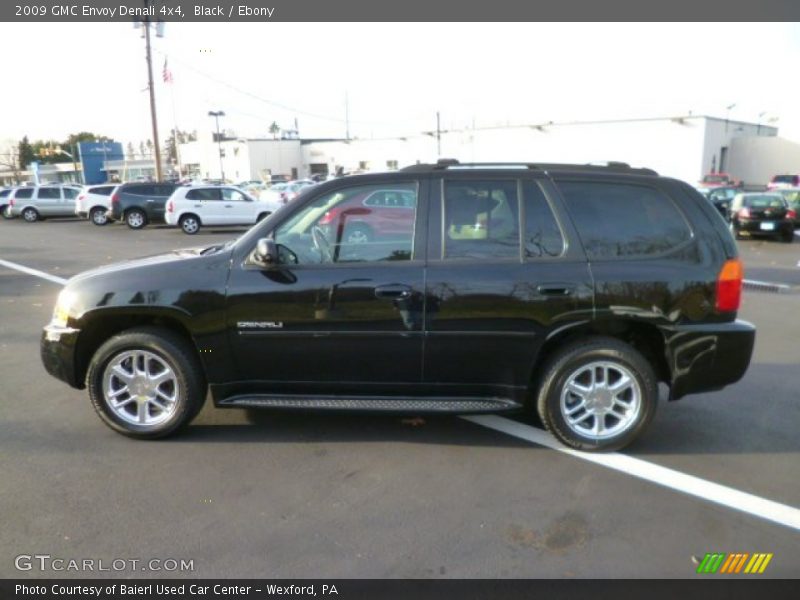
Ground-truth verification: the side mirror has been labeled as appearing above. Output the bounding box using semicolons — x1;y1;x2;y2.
255;238;278;264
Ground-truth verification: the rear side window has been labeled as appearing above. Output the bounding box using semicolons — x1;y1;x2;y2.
443;179;520;260
126;185;155;196
558;182;692;259
15;188;33;199
155;184;176;196
37;188;61;199
186;188;221;201
89;186;115;195
0;189;10;198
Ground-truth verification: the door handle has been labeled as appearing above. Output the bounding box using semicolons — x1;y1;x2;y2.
225;204;233;208
146;199;154;202
374;284;412;300
536;284;575;297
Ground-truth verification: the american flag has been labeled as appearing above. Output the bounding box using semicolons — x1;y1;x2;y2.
162;58;173;84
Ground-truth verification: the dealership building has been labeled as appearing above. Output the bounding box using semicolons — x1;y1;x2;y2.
178;115;798;187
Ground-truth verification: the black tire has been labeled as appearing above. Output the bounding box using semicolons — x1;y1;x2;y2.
90;206;109;226
729;220;742;240
180;214;201;235
22;207;39;223
86;327;206;439
343;223;373;245
536;336;658;452
125;209;147;230
0;205;12;220
780;229;794;243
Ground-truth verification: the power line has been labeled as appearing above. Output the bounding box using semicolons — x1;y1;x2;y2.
153;48;390;126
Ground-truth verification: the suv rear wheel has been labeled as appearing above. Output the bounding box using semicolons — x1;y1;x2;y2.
180;214;201;235
86;327;206;439
125;209;147;229
90;206;109;226
536;337;658;452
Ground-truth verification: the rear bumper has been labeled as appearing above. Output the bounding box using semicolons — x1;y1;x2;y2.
664;320;755;400
40;324;83;389
736;219;793;235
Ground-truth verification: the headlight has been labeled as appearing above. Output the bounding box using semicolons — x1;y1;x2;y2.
51;289;78;328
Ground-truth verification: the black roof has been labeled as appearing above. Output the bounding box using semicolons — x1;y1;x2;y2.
400;159;658;176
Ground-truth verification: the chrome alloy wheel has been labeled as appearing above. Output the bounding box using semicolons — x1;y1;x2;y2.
560;361;642;440
127;211;145;228
102;350;180;426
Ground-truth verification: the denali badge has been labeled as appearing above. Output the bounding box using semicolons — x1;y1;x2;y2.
237;321;284;329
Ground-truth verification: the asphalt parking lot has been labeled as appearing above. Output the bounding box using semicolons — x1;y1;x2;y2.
1;218;799;578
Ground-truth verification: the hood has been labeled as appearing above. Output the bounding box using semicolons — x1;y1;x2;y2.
67;246;215;285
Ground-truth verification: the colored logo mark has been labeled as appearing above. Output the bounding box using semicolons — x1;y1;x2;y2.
696;552;773;574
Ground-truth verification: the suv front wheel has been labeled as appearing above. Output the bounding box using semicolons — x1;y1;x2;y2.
536;337;658;452
86;327;206;438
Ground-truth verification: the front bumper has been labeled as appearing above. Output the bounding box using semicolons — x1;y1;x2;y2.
41;324;82;389
665;319;756;400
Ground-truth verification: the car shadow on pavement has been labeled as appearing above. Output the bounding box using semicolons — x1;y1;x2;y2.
179;411;534;449
175;362;799;455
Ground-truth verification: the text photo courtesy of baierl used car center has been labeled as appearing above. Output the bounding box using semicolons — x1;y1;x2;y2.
1;10;799;587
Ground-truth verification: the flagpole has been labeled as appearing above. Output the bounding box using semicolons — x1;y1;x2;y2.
164;57;182;177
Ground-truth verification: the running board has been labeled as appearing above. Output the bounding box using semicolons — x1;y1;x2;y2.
219;394;521;413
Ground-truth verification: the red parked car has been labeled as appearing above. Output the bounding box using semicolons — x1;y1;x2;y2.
699;173;741;188
317;187;417;245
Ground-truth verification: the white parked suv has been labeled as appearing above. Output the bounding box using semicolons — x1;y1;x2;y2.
75;184;119;225
164;185;274;234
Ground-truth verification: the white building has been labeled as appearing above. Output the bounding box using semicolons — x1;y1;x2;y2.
179;115;782;186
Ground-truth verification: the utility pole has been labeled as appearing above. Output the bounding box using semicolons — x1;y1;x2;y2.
208;111;226;181
143;7;163;182
436;111;441;157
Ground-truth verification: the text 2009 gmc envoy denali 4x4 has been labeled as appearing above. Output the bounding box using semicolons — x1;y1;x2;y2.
41;160;755;451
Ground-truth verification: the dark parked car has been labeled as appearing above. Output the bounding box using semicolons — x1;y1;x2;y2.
41;160;754;451
728;193;795;242
702;186;739;220
108;182;178;229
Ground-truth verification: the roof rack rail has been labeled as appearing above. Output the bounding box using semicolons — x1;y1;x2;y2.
401;159;658;176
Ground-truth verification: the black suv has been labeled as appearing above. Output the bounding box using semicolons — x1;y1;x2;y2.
41;161;755;451
108;182;177;229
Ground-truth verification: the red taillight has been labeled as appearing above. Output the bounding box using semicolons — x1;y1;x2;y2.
111;193;119;204
78;194;85;201
738;207;750;219
787;209;797;220
167;200;173;213
716;258;743;313
9;198;14;206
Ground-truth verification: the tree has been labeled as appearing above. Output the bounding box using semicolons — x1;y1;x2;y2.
269;121;281;139
18;136;35;169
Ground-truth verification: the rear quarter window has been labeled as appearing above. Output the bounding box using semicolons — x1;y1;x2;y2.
14;188;34;199
557;181;692;259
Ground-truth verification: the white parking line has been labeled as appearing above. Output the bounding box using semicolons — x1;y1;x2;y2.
463;415;800;532
0;259;68;285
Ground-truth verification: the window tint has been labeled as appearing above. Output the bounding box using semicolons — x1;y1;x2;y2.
443;180;519;260
744;195;786;208
126;185;155;196
275;182;418;264
558;182;692;259
155;184;176;196
0;189;11;198
37;188;61;199
14;189;33;199
89;186;115;196
523;181;564;258
63;188;78;200
222;188;248;202
186;188;221;201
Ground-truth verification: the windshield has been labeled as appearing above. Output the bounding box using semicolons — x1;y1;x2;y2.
772;175;797;184
744;195;786;208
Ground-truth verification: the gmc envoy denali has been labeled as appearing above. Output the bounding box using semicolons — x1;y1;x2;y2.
41;160;755;451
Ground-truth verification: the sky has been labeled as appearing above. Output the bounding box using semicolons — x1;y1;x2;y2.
2;22;799;147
